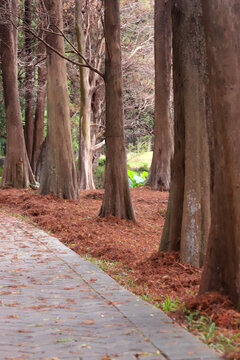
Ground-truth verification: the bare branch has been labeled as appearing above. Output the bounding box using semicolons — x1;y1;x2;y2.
23;27;104;79
92;139;105;152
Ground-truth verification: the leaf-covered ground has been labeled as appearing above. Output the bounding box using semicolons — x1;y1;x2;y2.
0;187;239;359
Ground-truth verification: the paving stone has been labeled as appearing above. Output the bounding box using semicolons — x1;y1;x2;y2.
0;213;222;360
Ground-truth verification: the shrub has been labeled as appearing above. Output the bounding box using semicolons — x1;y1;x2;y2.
127;169;148;188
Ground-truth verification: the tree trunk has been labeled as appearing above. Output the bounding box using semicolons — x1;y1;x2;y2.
147;0;173;191
39;0;79;200
0;0;35;188
24;0;34;164
199;0;240;306
31;39;46;175
99;0;136;221
75;0;95;190
160;0;211;267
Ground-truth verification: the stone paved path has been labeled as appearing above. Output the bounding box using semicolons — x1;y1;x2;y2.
0;213;222;360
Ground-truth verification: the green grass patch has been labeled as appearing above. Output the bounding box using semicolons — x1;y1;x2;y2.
127;151;152;171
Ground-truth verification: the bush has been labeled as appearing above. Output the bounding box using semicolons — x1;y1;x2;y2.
127;169;148;188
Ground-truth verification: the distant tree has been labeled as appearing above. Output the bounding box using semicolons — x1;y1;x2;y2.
160;0;211;267
31;34;46;175
147;0;173;190
0;0;35;188
75;0;105;189
39;0;79;199
121;0;154;147
23;0;34;164
199;0;240;306
99;0;136;220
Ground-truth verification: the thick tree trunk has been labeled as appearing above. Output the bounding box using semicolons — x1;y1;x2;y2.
160;0;211;267
39;0;79;200
199;0;240;305
99;0;136;221
31;40;46;175
24;0;34;164
0;0;35;188
147;0;173;191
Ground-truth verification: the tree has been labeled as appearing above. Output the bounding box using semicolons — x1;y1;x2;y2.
75;0;105;189
160;0;211;267
121;0;154;148
99;0;136;221
23;0;34;164
0;0;35;188
147;0;173;191
199;0;240;306
31;35;47;175
39;0;79;199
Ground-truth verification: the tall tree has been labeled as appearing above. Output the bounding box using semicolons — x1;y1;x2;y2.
160;0;211;267
147;0;173;191
23;0;34;164
75;0;104;190
99;0;136;220
199;0;240;305
39;0;79;199
0;0;35;188
31;36;46;175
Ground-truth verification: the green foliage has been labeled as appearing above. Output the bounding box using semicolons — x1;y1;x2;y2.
185;310;240;356
141;294;155;304
127;169;148;188
161;295;182;313
98;156;106;167
93;156;106;190
85;255;117;273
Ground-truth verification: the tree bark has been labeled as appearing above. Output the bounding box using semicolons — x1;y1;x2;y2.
0;0;35;188
99;0;136;221
160;0;211;267
31;39;47;175
75;0;95;190
24;0;34;164
39;0;79;200
199;0;240;305
147;0;173;191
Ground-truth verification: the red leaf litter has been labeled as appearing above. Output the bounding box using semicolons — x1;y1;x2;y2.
0;187;239;359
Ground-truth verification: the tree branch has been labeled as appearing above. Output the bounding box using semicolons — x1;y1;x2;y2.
24;27;104;79
92;139;105;152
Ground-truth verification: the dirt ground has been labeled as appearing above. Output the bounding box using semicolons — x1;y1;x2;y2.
0;187;239;359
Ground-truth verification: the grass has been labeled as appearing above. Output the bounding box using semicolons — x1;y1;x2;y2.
85;255;118;273
184;310;240;357
127;151;153;171
138;293;240;358
161;294;183;312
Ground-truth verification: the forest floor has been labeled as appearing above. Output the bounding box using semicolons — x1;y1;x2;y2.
0;187;239;359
